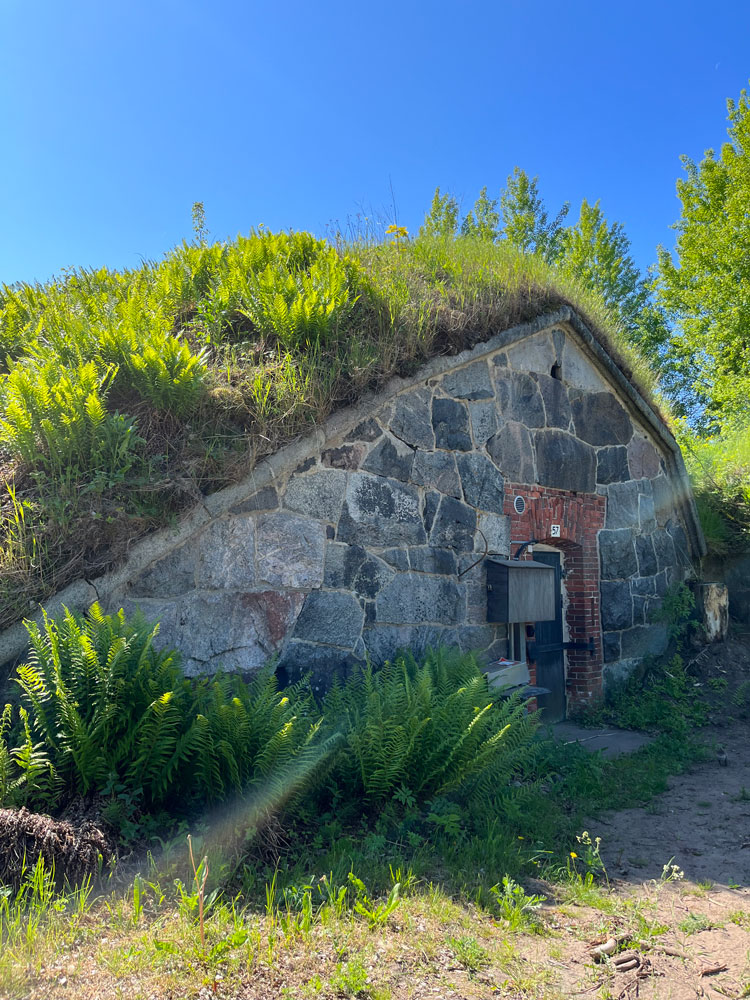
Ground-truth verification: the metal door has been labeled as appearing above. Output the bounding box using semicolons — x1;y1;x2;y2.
531;551;566;722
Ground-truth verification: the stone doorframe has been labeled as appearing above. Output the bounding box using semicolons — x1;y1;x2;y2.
503;483;606;708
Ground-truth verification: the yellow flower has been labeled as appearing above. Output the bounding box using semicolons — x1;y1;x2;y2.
385;223;409;240
517;836;524;840
570;852;578;859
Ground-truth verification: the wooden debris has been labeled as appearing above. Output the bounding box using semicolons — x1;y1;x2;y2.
590;937;618;960
699;962;729;977
0;806;114;888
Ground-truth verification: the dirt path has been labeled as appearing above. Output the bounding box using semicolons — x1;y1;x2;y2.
595;720;750;887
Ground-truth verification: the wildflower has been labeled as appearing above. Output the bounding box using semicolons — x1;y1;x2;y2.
570;852;578;859
385;223;409;243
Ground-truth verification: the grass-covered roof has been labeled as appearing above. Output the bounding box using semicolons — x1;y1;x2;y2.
0;230;659;630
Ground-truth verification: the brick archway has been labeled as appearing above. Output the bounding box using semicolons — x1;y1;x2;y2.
503;483;606;708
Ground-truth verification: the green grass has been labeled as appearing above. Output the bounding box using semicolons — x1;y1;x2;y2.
0;229;649;630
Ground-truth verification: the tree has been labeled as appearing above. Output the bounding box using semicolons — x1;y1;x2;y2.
499;168;569;261
560;199;651;335
461;186;500;241
657;85;750;427
419;187;459;239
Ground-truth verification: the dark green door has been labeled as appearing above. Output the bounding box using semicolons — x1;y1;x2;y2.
531;551;565;722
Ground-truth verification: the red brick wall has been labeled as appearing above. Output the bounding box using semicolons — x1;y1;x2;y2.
503;483;606;708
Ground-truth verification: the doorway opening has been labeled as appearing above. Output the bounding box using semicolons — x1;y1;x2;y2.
530;550;566;722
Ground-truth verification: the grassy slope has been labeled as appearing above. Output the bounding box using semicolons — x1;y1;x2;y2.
0;231;654;630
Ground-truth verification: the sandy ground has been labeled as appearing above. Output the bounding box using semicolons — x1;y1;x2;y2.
596;720;750;887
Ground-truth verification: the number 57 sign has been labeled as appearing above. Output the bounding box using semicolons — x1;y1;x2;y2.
550;524;561;538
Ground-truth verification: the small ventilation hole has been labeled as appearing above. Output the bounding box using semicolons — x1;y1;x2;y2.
513;495;526;515
550;362;562;380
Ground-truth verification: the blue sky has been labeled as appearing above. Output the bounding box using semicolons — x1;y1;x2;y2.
2;0;749;285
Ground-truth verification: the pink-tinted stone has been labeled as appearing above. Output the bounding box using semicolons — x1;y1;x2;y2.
627;435;661;479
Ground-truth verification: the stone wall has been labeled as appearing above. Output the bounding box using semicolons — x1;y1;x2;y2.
0;310;701;706
101;321;694;697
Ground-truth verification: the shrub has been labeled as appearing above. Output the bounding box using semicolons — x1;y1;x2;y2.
322;647;539;812
681;417;750;556
1;610;539;847
0;357;141;482
1;604;326;823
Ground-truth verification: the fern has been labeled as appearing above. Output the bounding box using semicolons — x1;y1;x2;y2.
323;648;539;810
8;605;331;829
0;703;17;806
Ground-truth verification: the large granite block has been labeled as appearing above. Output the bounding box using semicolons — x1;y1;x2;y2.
412;450;462;498
432;397;472;451
457;452;505;511
256;513;326;588
198;516;255;590
535;430;596;493
362;434;414;482
338;473;426;546
429;495;477;550
537;373;571;430
596;447;630;485
441;360;494;400
376;573;465;625
486;422;536;483
605;481;640;530
599;529;637;580
129;543;196;598
292;591;364;647
601;580;633;631
390;388;435;449
571;391;633;446
283;468;346;521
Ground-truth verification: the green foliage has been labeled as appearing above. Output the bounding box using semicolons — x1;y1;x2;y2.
414;172;659;379
732;680;750;718
461;186;500;242
680;417;750;554
419;187;459;239
0;358;141;479
657;83;750;426
348;874;401;928
601;654;705;737
648;582;699;647
499;167;569;261
323;648;539;810
575;584;705;736
490;875;545;931
558;198;657;348
0;702;56;809
329;956;370;997
447;935;490;972
191;201;209;246
1;610;542;849
1;604;324;827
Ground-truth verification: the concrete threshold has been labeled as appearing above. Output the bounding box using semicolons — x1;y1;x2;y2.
551;721;654;759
